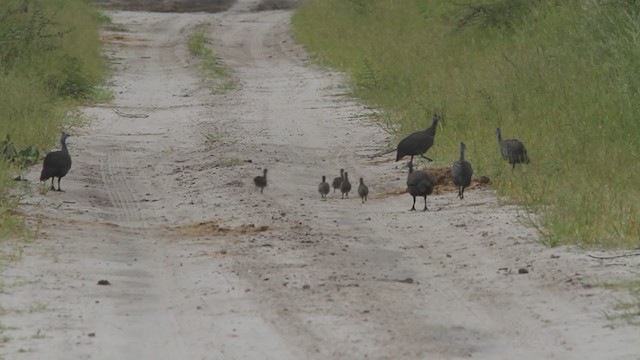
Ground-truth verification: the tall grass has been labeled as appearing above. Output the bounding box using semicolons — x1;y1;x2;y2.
293;0;640;248
0;0;106;237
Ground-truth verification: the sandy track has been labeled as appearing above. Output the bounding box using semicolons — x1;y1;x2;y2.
1;1;640;359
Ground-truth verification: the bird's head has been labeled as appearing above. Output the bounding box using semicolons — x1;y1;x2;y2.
460;142;467;152
60;132;71;144
496;128;502;139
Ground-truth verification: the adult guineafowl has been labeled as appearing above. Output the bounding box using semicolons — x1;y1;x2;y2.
396;114;440;167
332;169;344;194
254;168;267;193
406;161;434;211
357;177;369;204
451;142;473;199
496;128;530;169
40;132;72;192
318;175;330;200
340;171;351;199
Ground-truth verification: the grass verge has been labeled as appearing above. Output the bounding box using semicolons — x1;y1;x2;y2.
292;0;640;248
0;0;108;239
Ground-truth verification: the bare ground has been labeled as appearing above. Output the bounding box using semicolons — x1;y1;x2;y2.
1;1;640;359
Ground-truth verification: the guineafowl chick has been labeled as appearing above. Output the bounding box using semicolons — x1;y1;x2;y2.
253;168;267;193
318;175;330;200
332;168;344;194
396;114;440;167
40;132;72;192
340;171;351;199
406;162;434;211
358;177;369;204
451;142;473;199
496;128;530;169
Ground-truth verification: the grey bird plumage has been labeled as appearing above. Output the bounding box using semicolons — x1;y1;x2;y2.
496;128;530;169
340;171;351;199
358;177;369;204
406;161;434;211
318;175;330;199
253;168;267;193
451;142;473;199
396;114;440;167
40;132;72;192
332;168;344;194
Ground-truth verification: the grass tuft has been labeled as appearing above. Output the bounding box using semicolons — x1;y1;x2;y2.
602;279;640;324
187;25;235;94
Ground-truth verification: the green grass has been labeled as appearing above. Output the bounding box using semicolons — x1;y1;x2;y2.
602;279;640;324
0;0;107;238
219;158;244;167
292;0;640;248
187;25;235;93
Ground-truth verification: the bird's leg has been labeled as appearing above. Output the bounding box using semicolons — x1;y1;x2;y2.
49;178;55;191
461;187;465;199
423;196;429;212
57;178;64;192
410;196;417;211
420;154;433;162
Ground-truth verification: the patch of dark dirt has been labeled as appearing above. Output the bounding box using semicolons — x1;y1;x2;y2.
372;167;491;199
95;0;236;13
426;166;491;195
252;0;299;11
164;220;271;238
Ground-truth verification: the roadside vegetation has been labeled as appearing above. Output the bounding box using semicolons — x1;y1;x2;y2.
602;279;640;325
0;0;107;238
187;25;235;94
292;0;640;248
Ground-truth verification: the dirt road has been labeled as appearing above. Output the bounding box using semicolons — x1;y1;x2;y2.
2;1;640;359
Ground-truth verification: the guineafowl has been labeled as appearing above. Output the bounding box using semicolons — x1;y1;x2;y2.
318;175;330;199
396;114;440;167
332;169;344;194
254;168;267;193
496;128;530;169
40;132;72;192
406;161;434;211
358;177;369;204
340;171;351;199
451;142;473;199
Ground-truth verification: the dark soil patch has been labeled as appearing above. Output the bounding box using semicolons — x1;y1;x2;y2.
427;167;491;195
95;0;236;13
252;0;299;11
373;167;491;199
